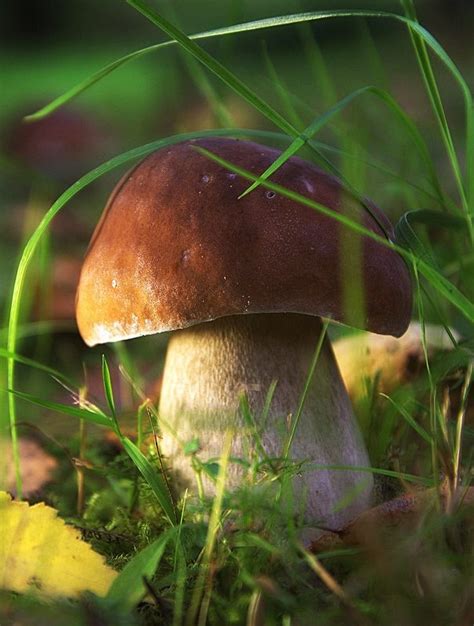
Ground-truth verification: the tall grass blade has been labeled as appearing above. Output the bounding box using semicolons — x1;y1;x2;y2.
12;370;178;525
400;0;472;238
283;320;329;458
186;433;232;626
239;85;443;214
170;6;234;131
101;354;117;419
240;393;274;472
262;41;303;129
307;463;432;486
299;24;337;109
395;209;467;269
380;394;433;444
8;389;113;428
0;347;76;388
122;437;177;526
453;363;473;487
28;10;473;156
297;543;356;610
128;0;298;138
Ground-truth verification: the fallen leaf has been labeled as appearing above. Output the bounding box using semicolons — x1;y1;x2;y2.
0;492;117;598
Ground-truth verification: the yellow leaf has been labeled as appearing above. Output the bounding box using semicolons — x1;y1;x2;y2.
0;491;117;598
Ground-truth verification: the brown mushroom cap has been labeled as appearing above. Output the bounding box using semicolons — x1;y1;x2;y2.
76;137;412;346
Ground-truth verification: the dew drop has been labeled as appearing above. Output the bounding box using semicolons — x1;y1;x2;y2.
201;174;210;183
111;279;118;289
301;178;314;193
226;172;237;180
265;190;276;199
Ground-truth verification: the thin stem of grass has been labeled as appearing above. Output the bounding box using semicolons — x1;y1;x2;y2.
453;362;473;489
297;542;369;624
240;390;277;475
283;320;329;459
29;10;473;134
262;40;303;129
173;542;187;626
401;0;473;242
380;394;433;445
76;387;87;517
186;432;232;626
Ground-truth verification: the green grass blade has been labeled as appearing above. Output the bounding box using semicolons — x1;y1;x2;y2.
127;2;417;192
239;85;443;214
240;393;273;471
466;104;474;220
299;24;337;109
309;140;445;206
0;320;75;342
122;437;177;526
127;0;298;139
283;320;329;459
395;209;467;268
396;209;467;231
381;394;433;444
401;0;472;237
195;146;474;324
182;52;234;128
28;9;472;151
9;389;113;428
28;5;470;221
187;433;232;626
107;526;176;610
0;347;76;388
169;0;234;131
261;41;303;130
395;216;440;269
307;463;433;486
101;354;117;420
260;379;278;426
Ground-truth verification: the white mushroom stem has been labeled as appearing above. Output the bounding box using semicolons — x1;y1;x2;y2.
158;313;373;529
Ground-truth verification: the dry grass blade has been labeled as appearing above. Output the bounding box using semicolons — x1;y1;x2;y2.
297;542;370;625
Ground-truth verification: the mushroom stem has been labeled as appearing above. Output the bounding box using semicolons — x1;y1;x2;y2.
158;313;373;528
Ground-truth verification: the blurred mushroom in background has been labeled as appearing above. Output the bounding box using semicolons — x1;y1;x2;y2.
333;322;460;403
5;105;116;186
1;105;118;323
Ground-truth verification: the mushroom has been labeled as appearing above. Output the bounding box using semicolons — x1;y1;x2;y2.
76;138;412;528
5;105;116;184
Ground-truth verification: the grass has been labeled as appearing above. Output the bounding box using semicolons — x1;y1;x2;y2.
1;0;473;624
